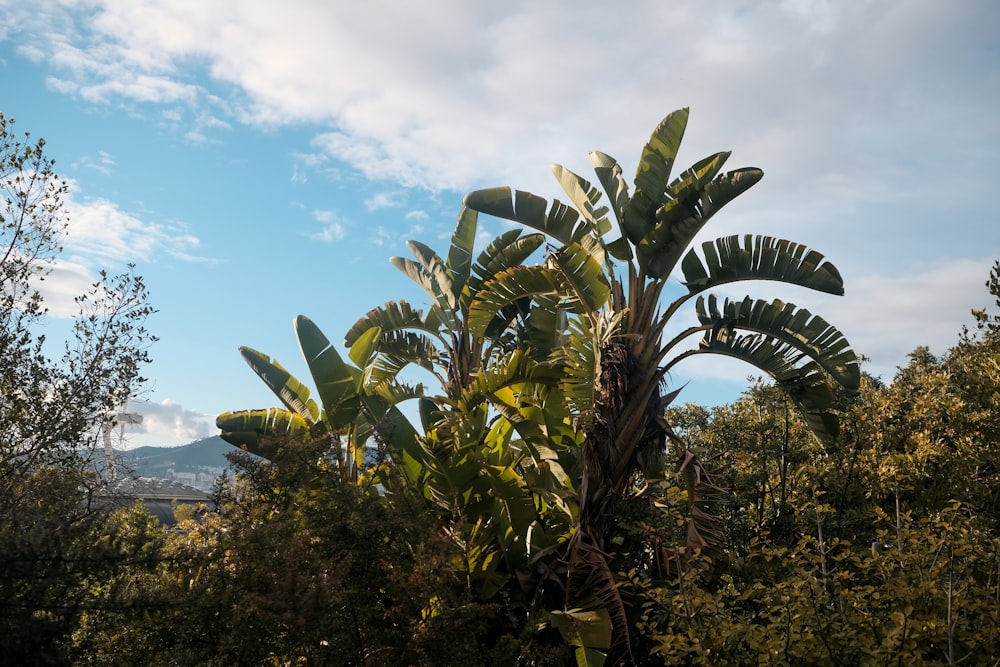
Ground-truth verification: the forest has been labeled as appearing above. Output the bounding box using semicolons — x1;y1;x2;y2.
2;109;998;666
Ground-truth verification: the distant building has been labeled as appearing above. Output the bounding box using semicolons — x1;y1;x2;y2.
97;476;212;527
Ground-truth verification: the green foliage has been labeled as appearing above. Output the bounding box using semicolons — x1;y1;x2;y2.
0;112;157;665
465;107;858;664
14;105;991;666
626;296;1000;664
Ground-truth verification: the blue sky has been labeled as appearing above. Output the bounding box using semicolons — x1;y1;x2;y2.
1;1;997;447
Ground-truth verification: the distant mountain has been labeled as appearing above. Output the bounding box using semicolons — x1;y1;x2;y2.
119;436;241;491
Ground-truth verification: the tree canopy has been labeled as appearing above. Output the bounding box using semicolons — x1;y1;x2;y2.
4;109;999;666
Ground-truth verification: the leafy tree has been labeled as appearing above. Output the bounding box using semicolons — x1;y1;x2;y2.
216;314;421;482
627;263;1000;664
465;107;860;663
0;112;156;665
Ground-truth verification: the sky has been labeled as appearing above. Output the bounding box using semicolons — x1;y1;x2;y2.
0;1;997;448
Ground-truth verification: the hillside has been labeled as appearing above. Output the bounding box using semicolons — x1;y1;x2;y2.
119;436;239;491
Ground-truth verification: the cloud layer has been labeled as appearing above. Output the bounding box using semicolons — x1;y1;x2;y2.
4;0;997;417
4;1;994;194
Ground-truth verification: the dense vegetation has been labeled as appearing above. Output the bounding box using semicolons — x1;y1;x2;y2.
2;111;998;665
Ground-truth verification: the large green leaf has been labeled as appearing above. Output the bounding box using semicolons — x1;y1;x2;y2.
635;157;762;281
589;151;630;244
216;408;311;460
550;164;612;237
446;206;478;298
347;325;381;369
368;332;445;386
239;346;319;423
466;229;545;307
295;315;361;431
390;256;460;330
696;295;860;389
457;348;563;413
467;265;564;340
700;165;766;219
357;393;422;483
550;242;611;315
689;327;841;443
407;240;458;310
345;301;442;348
682;235;845;295
549;608;612;667
464;187;587;250
622;107;690;245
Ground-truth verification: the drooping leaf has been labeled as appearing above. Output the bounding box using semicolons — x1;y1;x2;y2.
564;531;629;664
295;315;361;431
348;325;381;369
682;234;845;295
549;607;612;667
464;187;588;253
696;295;860;389
550;242;612;314
368;332;445;386
635;157;762;280
390;256;460;330
216;408;311;460
589;151;630;242
466;229;545;306
550;164;612;237
692;327;841;443
239;346;319;423
407;240;457;310
468;266;564;340
345;301;441;348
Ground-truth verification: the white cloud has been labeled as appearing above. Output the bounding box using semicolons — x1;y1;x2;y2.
128;398;215;441
364;191;402;212
6;0;994;204
309;208;347;242
32;258;97;317
63;190;202;264
10;173;206;318
72;149;116;175
3;0;998;404
373;226;392;247
819;258;994;381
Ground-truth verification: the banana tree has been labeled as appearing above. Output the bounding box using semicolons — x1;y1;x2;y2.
465;107;860;664
344;208;590;603
217;315;421;484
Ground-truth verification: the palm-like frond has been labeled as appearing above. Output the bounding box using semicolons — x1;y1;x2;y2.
637;163;764;280
695;295;860;389
406;240;458;310
238;347;319;423
589;151;630;239
624;107;690;245
456;348;562;414
216;408;312;459
682;235;844;295
468;266;565;340
691;327;841;442
345;301;443;348
446;206;478;298
466;229;545;306
295;315;361;431
550;164;613;237
368;332;446;387
390;256;460;330
549;242;612;316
